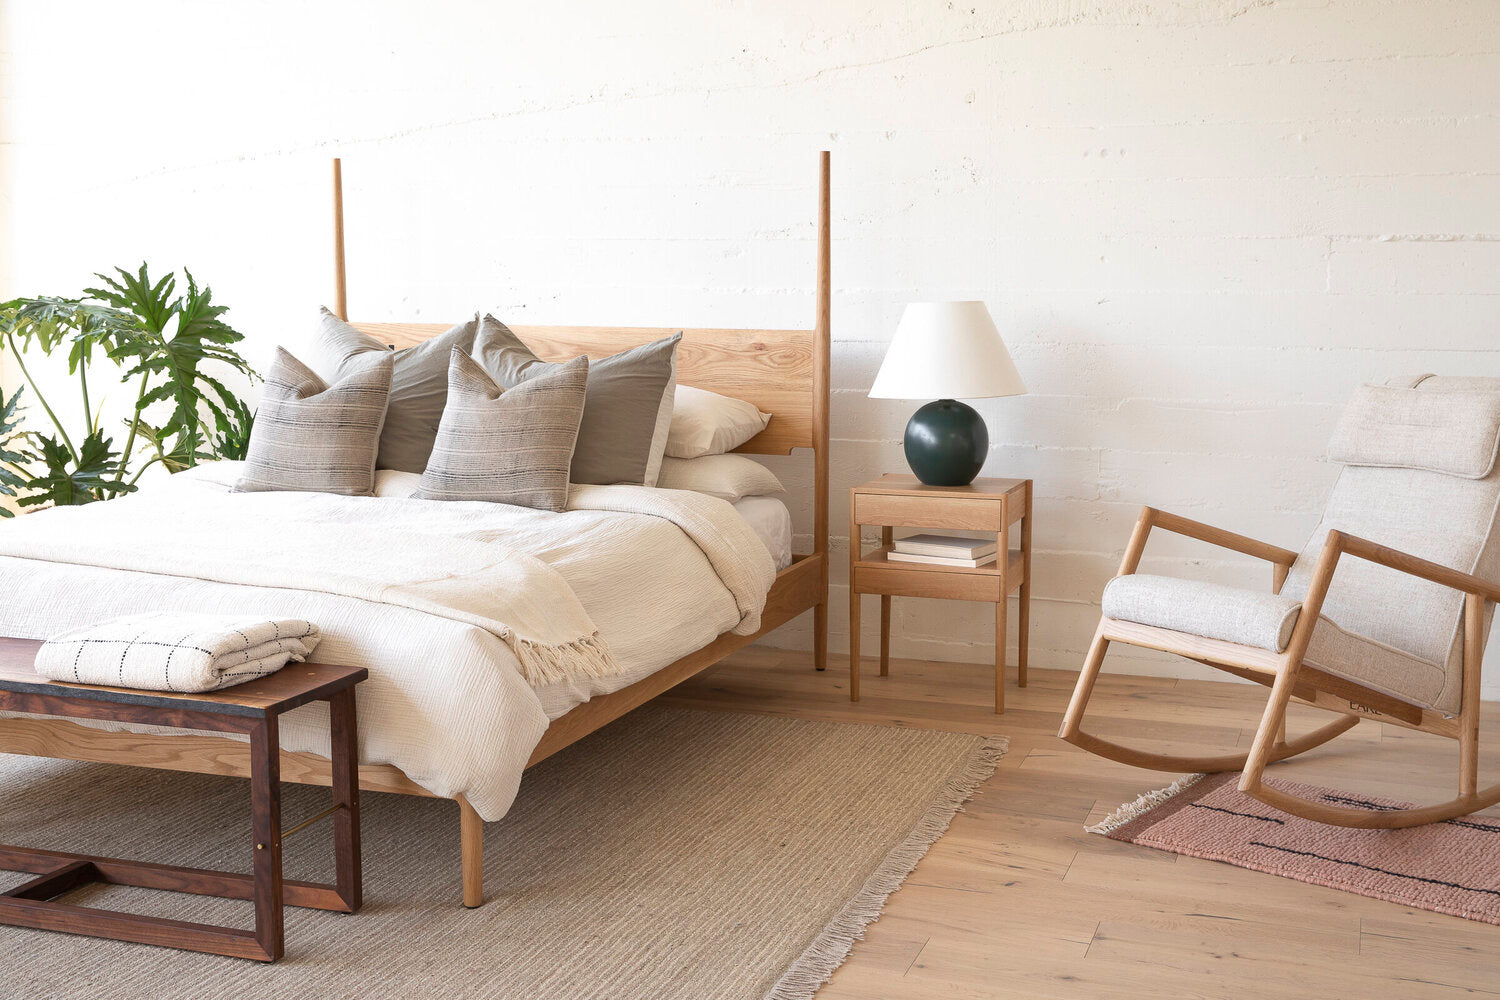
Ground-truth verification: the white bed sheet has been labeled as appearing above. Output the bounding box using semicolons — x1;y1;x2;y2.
734;495;793;571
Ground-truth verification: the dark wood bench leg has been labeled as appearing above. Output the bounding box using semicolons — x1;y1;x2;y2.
249;716;285;962
329;688;362;913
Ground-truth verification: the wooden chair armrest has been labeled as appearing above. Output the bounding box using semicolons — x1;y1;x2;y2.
1328;530;1500;603
1144;508;1299;567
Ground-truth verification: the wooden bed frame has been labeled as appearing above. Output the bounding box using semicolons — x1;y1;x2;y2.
0;154;832;908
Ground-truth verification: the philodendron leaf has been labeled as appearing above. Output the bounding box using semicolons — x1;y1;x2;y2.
130;419;196;475
0;384;29;517
96;264;256;471
19;430;135;508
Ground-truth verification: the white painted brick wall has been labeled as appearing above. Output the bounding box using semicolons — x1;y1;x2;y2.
1;1;1497;692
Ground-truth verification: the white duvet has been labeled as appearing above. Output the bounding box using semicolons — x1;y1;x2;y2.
0;463;776;820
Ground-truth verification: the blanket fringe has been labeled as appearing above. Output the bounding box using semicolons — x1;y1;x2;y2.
508;631;625;687
1085;773;1207;836
763;734;1009;1000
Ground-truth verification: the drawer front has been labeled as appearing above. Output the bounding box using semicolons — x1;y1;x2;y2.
854;492;1007;532
854;564;1000;602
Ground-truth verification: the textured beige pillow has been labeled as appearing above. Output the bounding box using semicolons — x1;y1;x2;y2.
655;455;784;502
666;385;771;458
417;350;589;511
474;315;679;486
306;308;479;474
235;347;393;496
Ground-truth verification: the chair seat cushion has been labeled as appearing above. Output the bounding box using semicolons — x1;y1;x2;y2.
1102;574;1303;653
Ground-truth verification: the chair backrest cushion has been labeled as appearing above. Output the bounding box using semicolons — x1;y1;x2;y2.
1328;382;1500;479
1282;376;1500;713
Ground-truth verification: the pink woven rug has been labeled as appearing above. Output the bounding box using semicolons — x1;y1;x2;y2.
1091;771;1500;924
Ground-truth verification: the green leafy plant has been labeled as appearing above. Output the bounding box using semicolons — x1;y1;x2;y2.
0;264;259;510
0;385;28;517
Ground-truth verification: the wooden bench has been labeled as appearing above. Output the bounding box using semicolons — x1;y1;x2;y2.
0;637;366;962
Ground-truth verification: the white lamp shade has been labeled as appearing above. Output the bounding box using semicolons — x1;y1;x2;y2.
868;301;1027;401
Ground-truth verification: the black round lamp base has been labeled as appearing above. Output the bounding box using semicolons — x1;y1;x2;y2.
903;399;988;487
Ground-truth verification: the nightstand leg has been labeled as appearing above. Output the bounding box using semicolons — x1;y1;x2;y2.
1019;484;1032;689
879;596;891;676
995;597;1007;715
1018;584;1030;689
814;602;828;671
849;589;861;702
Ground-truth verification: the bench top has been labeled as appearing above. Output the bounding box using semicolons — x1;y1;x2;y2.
0;637;367;719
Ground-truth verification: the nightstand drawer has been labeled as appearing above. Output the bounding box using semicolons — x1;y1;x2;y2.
854;492;1009;532
853;563;1001;602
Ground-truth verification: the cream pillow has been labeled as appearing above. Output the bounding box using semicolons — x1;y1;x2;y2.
655;455;784;502
666;385;771;458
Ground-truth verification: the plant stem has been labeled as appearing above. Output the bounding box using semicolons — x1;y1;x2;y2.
78;362;92;433
127;453;163;485
4;331;77;462
115;370;150;480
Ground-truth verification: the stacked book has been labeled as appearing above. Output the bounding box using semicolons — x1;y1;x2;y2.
888;533;998;568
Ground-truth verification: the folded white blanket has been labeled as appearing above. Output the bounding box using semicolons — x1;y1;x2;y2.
37;613;322;693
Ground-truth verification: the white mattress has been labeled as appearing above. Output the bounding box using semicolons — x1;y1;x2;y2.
734;494;793;571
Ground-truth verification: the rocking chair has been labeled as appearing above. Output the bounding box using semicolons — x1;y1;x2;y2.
1060;375;1500;828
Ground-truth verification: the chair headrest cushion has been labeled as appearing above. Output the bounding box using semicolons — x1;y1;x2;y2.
1330;381;1500;479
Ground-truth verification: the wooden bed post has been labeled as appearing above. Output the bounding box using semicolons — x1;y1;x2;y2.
812;150;831;671
332;158;349;321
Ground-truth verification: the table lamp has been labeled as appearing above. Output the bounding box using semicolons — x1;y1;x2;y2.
868;301;1027;487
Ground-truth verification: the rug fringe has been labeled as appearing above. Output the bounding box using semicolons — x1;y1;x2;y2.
1085;773;1207;835
763;734;1009;1000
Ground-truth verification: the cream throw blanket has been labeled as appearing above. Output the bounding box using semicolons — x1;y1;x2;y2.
37;613;322;692
0;483;774;688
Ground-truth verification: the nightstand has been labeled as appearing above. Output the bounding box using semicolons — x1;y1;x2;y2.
848;474;1032;713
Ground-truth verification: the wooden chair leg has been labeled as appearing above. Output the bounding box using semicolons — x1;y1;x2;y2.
1238;658;1303;795
1242;592;1500;829
1058;627;1109;743
458;796;484;908
1460;592;1483;800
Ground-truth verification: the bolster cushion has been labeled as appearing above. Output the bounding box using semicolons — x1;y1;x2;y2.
1329;383;1500;480
1102;574;1303;653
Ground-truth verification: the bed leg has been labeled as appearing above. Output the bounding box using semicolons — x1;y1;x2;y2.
814;601;828;671
458;795;484;908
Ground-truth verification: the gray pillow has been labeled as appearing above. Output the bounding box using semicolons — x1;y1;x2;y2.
417;350;589;512
474;314;679;487
235;346;393;496
308;307;479;474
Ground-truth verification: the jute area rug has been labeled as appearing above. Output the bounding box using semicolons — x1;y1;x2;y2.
1092;771;1500;924
0;706;1004;999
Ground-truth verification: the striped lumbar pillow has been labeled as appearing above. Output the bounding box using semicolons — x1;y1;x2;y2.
417;349;589;511
235;346;393;496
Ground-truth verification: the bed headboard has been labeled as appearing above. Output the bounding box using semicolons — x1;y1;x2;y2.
353;322;815;456
330;154;831;559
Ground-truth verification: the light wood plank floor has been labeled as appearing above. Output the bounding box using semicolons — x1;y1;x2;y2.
659;648;1500;999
